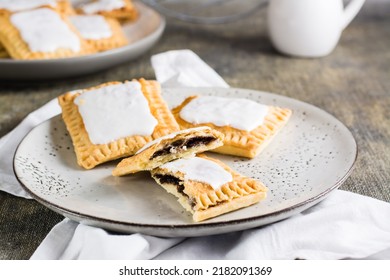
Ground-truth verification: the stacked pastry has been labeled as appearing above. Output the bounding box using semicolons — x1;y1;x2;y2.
0;0;137;60
58;79;292;221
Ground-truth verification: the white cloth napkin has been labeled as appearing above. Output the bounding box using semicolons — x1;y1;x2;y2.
30;190;390;260
151;49;229;88
1;49;390;260
0;99;60;198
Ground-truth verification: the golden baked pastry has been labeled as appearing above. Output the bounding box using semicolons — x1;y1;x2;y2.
0;0;75;15
151;154;268;222
58;79;180;169
171;95;292;158
69;15;128;52
0;50;8;58
0;42;8;58
76;0;138;22
0;8;94;60
112;127;224;176
54;0;76;15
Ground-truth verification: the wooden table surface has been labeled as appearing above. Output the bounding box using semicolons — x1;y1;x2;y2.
0;1;389;259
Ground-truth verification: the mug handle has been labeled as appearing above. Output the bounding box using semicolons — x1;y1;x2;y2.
342;0;366;29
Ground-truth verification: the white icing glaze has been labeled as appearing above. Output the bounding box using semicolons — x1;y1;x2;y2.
179;96;269;131
70;15;112;40
0;0;57;12
136;126;211;155
74;81;158;145
10;8;80;53
81;0;125;14
160;157;233;190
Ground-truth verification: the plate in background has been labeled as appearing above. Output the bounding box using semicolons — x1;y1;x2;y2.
13;87;357;237
0;2;165;81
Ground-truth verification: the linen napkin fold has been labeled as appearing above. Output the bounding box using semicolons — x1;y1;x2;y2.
0;99;60;198
154;190;390;260
151;49;229;88
31;190;390;260
1;49;390;260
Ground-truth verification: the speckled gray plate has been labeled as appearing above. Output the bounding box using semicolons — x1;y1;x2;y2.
0;2;164;81
13;87;357;237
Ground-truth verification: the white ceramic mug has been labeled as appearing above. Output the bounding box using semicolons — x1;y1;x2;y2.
267;0;366;57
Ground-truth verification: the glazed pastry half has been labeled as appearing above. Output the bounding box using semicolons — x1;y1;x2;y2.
172;95;292;159
112;126;224;176
151;154;268;222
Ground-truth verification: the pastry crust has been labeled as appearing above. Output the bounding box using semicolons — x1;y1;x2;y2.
0;42;8;58
0;9;95;60
151;154;268;222
172;95;292;158
77;0;138;22
0;50;8;58
112;127;224;176
70;15;128;52
58;79;179;169
0;0;75;15
56;0;76;15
